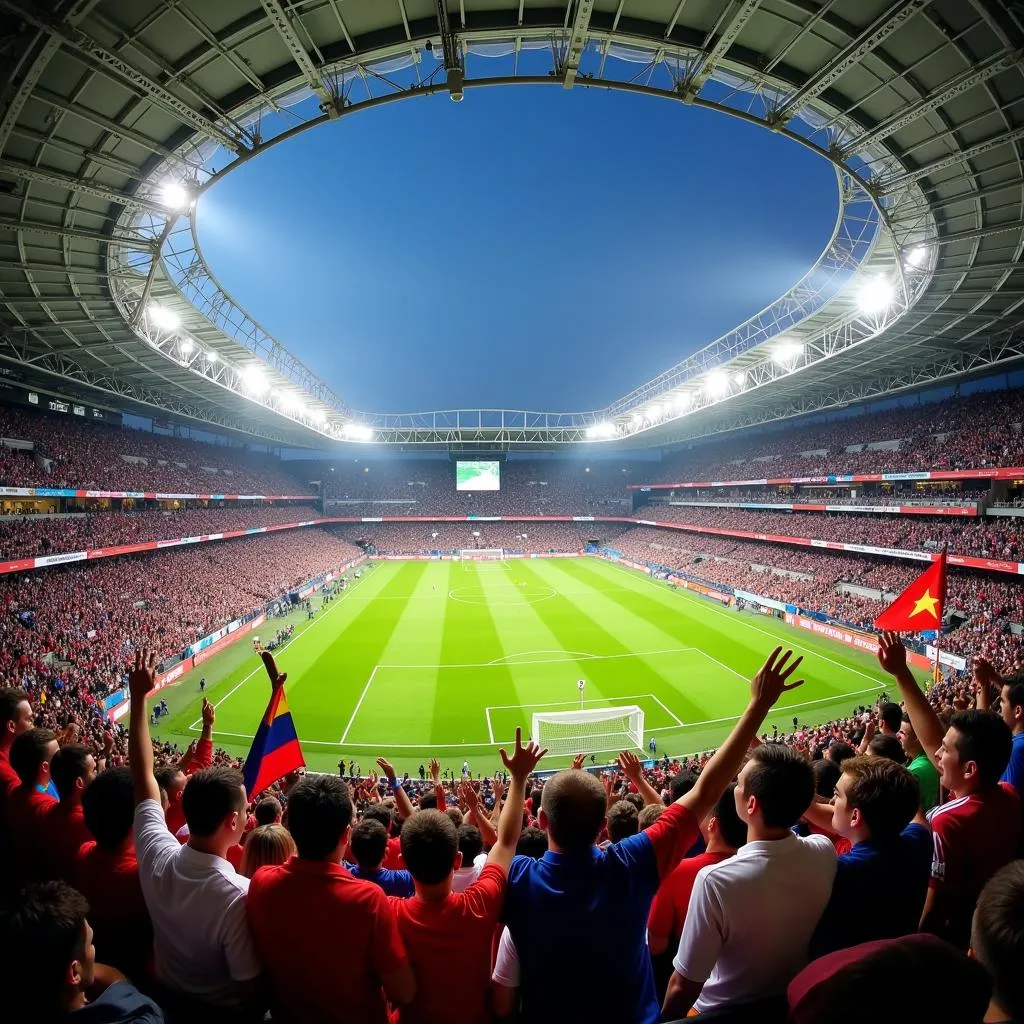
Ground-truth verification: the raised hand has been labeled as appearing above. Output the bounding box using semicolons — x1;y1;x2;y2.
491;773;504;802
973;656;1000;697
429;757;441;783
459;780;481;814
571;753;586;770
751;647;804;708
376;757;397;782
498;727;547;781
128;649;157;701
877;631;908;676
616;750;642;781
201;697;215;727
261;651;287;688
55;722;81;747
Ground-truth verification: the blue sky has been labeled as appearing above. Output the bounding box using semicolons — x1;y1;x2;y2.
197;86;837;414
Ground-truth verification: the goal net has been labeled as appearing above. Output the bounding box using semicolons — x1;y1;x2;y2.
460;548;504;561
532;705;645;756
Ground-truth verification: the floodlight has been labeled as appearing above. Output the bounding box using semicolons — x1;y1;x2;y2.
159;181;192;210
585;422;616;440
649;403;664;419
733;370;746;387
905;245;928;269
277;390;301;412
205;350;219;363
311;409;326;424
705;370;729;398
630;413;643;429
241;367;267;395
179;338;194;356
147;304;179;331
673;393;691;411
857;277;895;314
772;341;803;365
342;423;373;441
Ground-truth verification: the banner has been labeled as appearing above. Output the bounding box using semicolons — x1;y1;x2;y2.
734;589;789;613
925;645;968;671
629;466;1024;490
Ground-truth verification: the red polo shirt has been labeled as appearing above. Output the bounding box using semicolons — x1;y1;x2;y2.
247;857;408;1024
74;841;152;977
927;782;1021;945
42;801;92;881
648;850;730;946
389;863;506;1024
7;786;56;880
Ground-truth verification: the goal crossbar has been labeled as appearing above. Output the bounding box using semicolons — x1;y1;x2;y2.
532;704;644;755
460;548;504;560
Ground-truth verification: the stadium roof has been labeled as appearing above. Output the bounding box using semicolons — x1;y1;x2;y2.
0;0;1022;449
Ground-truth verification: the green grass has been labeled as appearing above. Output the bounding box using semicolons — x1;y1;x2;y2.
151;557;920;777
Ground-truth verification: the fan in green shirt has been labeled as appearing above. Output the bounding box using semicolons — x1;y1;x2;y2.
900;716;940;810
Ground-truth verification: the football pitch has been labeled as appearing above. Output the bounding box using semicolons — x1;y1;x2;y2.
152;557;912;776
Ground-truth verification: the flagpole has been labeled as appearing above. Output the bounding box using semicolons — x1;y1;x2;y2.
931;545;947;690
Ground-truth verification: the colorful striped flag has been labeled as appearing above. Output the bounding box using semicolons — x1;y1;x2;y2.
242;680;305;799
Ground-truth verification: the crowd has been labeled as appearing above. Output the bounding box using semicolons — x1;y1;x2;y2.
0;505;321;561
0;528;362;739
335;521;630;556
643;504;1024;560
3;633;1024;1024
648;389;1024;484
677;484;986;507
0;406;309;495
610;526;1024;676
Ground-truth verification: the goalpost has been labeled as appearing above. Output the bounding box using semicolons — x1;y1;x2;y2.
531;705;645;756
460;548;504;561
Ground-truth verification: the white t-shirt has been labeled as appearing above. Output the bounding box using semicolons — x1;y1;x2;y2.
133;799;261;1006
492;926;520;988
673;833;837;1013
452;852;488;893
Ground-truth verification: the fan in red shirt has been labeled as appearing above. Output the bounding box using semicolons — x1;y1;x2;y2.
385;732;545;1024
648;783;746;959
157;698;216;836
74;766;153;978
0;686;33;821
7;726;59;881
42;743;96;881
878;632;1021;947
247;774;415;1024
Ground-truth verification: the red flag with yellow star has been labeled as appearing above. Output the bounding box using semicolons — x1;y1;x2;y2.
873;550;946;633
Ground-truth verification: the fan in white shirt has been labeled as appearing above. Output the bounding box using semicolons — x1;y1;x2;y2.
663;744;837;1019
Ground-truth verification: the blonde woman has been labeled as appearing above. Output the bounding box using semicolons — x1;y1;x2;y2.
240;824;296;878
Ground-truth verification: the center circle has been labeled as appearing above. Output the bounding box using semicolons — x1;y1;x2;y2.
448;584;557;606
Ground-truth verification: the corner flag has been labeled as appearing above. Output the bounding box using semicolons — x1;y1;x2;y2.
242;679;305;799
873;550;946;633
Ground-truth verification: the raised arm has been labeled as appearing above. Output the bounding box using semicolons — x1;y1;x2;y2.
877;632;945;771
617;751;663;808
682;647;805;822
487;728;546;873
127;649;160;805
429;757;446;811
460;781;499;849
377;758;416;820
973;656;1000;712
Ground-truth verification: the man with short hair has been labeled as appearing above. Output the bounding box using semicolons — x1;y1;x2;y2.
878;632;1019;946
604;799;639;845
44;744;97;882
975;659;1024;794
866;733;906;764
452;823;487;892
663;744;838;1018
8;726;59;880
395;734;543;1024
347;818;415;897
0;686;32;810
971;860;1024;1024
246;773;415;1023
253;797;282;826
75;767;152;980
504;647;805;1024
899;713;939;812
809;755;932;957
0;880;162;1023
128;650;262;1011
878;701;903;736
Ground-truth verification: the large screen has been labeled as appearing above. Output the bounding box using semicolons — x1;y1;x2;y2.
456;461;501;491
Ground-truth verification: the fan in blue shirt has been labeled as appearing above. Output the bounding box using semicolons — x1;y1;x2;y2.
810;755;932;958
346;817;415;897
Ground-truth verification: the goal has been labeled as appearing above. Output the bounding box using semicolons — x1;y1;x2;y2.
460;548;504;561
532;705;645;756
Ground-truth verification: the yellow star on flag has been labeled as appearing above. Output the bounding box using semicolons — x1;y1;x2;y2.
908;588;939;619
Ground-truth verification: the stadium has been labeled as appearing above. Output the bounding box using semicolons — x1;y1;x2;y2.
1;1;1024;1022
